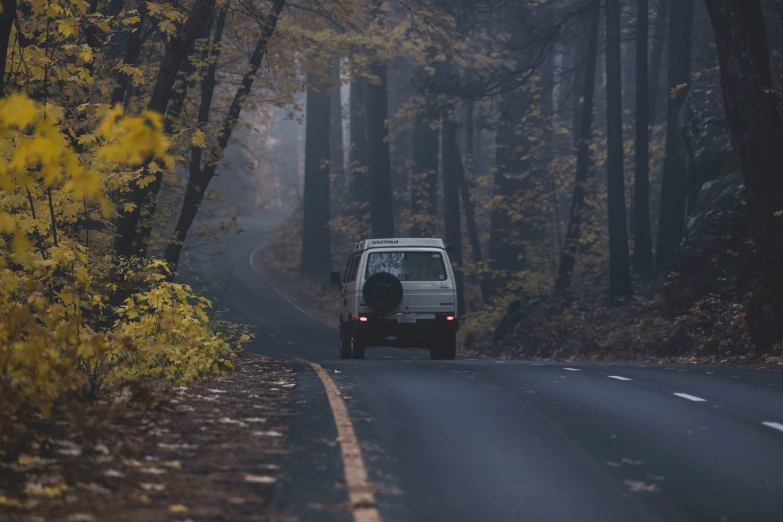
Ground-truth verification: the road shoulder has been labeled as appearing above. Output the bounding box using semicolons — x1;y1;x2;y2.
0;354;296;522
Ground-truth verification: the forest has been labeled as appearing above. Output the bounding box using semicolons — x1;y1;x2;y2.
266;0;783;364
1;0;783;517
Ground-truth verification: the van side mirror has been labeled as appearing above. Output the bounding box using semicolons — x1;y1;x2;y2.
445;243;454;252
330;272;341;285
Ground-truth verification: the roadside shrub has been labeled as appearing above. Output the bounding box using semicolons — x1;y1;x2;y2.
0;95;251;452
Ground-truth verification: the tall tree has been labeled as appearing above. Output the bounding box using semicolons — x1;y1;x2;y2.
366;62;394;238
135;8;216;258
459;100;488;302
556;2;600;292
0;0;16;96
348;77;369;212
110;1;147;107
112;0;217;261
648;0;670;124
655;0;694;272
633;0;654;275
605;0;633;300
704;0;783;350
388;58;414;205
442;115;466;314
330;58;345;192
301;72;333;274
488;88;529;296
164;0;287;276
409;106;440;238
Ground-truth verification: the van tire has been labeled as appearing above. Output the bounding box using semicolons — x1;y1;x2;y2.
351;334;366;359
339;328;351;359
431;333;456;360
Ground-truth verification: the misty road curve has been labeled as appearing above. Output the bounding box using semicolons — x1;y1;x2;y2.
194;218;783;522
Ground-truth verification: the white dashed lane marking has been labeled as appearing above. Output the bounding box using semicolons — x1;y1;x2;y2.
762;422;783;434
607;376;632;381
674;393;707;402
563;368;581;372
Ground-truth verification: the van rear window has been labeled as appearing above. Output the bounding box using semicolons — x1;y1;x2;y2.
365;251;447;282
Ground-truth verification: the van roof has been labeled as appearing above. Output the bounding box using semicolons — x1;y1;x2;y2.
353;238;445;252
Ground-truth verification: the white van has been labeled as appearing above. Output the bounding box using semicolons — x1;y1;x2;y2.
331;238;459;360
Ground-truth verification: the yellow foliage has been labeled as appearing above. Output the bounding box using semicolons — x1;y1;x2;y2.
0;95;250;444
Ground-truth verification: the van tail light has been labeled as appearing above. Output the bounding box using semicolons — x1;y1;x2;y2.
359;315;369;322
445;315;455;321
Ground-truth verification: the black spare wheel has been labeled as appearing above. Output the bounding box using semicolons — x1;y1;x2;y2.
363;272;403;312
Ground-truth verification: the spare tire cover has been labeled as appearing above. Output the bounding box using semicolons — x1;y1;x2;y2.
363;272;403;312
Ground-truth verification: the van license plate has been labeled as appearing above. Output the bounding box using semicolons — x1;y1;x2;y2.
397;315;416;324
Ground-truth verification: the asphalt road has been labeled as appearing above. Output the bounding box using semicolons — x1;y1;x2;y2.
193;217;783;522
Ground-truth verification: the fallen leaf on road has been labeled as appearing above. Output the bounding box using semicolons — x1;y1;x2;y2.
66;513;96;522
158;442;198;450
621;458;644;466
623;480;660;493
140;483;166;492
251;430;283;437
244;475;277;484
103;469;124;478
25;481;69;498
140;467;166;475
77;483;112;495
169;504;188;513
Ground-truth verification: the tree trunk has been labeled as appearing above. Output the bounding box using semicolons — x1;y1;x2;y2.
0;0;17;97
442;116;466;315
473;103;484;177
633;0;654;275
648;0;670;125
112;0;217;261
571;37;587;150
110;2;147;107
488;88;529;296
163;0;287;276
134;8;218;258
366;62;394;238
555;2;600;292
606;0;633;300
622;0;637;123
704;0;783;350
330;57;345;193
655;0;694;273
458;102;488;302
348;77;369;213
410;106;439;238
389;57;414;206
300;72;333;274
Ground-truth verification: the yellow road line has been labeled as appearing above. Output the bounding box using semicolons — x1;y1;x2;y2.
306;361;381;522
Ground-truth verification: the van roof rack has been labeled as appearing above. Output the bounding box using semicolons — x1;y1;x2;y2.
353;238;446;252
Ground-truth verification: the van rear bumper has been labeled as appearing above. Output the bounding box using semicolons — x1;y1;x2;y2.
342;314;458;346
